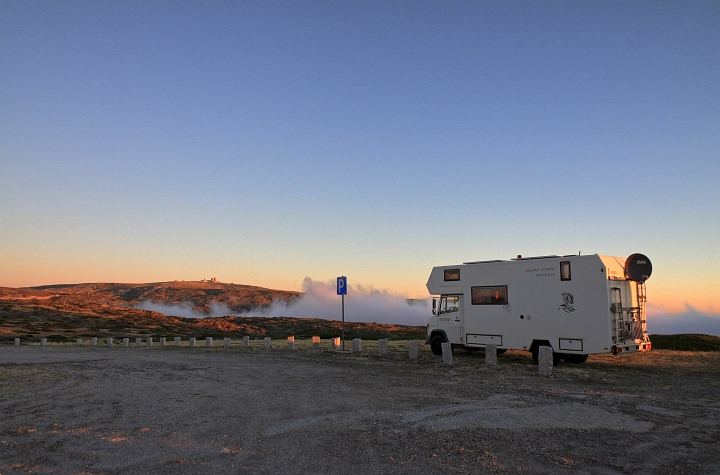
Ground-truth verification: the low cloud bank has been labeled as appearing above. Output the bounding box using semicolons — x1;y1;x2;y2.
647;304;720;336
136;300;233;319
136;283;720;336
136;277;431;326
251;278;430;326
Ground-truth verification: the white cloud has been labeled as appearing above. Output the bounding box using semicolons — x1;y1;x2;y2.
646;303;720;336
135;277;431;326
248;277;431;326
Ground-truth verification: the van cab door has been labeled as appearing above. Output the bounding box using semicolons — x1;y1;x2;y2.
434;295;462;345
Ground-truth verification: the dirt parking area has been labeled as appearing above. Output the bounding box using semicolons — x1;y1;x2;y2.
1;341;719;474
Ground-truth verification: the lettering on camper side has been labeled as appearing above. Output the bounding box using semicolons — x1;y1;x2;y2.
525;266;556;277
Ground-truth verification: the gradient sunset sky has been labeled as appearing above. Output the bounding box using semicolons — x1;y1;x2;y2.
1;1;718;317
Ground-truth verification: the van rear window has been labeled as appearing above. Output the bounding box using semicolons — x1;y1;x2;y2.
444;269;460;281
471;286;508;305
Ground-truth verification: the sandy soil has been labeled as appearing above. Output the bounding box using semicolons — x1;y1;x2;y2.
1;341;719;474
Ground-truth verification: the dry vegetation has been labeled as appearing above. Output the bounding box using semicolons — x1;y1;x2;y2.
0;280;300;315
0;281;426;343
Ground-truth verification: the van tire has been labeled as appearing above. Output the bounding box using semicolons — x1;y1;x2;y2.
562;354;588;364
429;335;445;356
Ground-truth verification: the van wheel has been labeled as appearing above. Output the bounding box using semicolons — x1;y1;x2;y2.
429;335;445;356
563;354;588;364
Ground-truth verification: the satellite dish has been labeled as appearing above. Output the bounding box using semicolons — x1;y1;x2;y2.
625;253;652;282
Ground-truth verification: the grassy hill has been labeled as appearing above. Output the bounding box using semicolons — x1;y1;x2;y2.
650;334;720;351
0;280;301;314
0;301;425;343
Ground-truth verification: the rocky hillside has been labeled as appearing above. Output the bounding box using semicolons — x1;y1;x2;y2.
0;281;301;314
0;281;426;342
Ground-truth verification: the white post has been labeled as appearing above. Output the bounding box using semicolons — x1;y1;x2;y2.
331;337;340;350
135;338;142;348
378;339;388;356
539;346;553;376
147;337;153;347
264;337;271;348
352;338;362;353
159;337;165;347
242;336;250;348
91;337;97;346
107;338;113;347
206;337;213;347
122;338;129;347
77;338;83;346
312;336;320;350
14;338;20;347
441;342;453;364
287;336;295;350
189;337;196;347
409;341;419;360
224;338;231;349
41;338;47;347
485;344;497;366
174;337;181;346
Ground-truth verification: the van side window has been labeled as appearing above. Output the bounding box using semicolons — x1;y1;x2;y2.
444;269;460;281
560;261;571;281
443;296;459;313
434;296;460;314
471;286;508;305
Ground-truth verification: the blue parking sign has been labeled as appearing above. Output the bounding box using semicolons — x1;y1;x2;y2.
337;276;347;295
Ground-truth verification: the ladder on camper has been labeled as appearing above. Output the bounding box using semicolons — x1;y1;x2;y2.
635;282;649;342
612;285;648;345
611;288;626;345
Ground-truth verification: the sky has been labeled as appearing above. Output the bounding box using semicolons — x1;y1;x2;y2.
1;1;719;330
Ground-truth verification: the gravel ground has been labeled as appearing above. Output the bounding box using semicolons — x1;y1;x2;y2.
1;341;719;474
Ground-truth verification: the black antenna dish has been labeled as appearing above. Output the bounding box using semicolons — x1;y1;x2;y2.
625;253;652;282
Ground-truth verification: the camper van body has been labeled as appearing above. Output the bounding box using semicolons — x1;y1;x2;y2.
426;254;651;358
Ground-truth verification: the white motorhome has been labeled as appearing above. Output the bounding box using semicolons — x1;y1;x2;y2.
425;253;652;365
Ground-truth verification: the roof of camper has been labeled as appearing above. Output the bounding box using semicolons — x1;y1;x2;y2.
462;254;594;265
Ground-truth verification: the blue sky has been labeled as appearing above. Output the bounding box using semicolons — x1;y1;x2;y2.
1;1;719;320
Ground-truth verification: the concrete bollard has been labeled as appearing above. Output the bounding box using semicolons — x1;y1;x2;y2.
409;341;419;360
485;344;497;366
352;338;362;353
160;337;166;347
287;336;295;350
41;338;47;347
378;338;388;356
539;346;553;376
147;337;153;347
92;337;97;346
242;336;250;348
77;338;83;346
312;336;321;350
224;338;231;349
205;337;213;347
189;338;196;347
441;342;453;364
107;338;113;347
174;337;181;346
136;338;142;348
331;337;340;350
15;338;20;347
264;337;271;348
123;338;129;347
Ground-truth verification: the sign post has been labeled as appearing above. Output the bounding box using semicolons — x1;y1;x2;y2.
337;276;347;352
